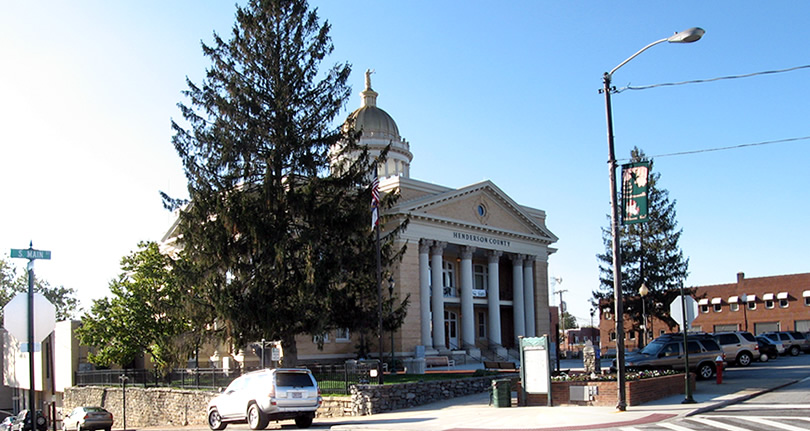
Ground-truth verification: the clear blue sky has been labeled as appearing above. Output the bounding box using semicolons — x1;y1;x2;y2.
2;1;808;326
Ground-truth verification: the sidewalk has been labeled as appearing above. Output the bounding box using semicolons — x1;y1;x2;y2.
322;372;799;431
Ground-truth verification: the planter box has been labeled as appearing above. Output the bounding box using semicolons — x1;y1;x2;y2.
519;373;696;407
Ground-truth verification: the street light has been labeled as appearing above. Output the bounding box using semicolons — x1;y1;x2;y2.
388;276;396;373
602;26;704;411
740;293;749;332
639;283;649;348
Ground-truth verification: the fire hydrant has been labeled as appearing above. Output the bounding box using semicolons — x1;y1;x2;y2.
715;355;724;384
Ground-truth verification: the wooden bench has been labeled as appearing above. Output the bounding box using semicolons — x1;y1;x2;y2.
484;361;517;370
425;356;455;368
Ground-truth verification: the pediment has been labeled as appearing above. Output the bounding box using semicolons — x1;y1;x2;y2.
394;180;557;243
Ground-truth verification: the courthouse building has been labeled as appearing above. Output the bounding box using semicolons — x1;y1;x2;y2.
320;72;558;362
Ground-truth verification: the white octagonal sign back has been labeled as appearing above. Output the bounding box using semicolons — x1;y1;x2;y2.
3;293;56;343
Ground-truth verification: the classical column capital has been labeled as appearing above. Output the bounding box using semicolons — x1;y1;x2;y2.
419;239;433;254
523;255;536;266
460;245;476;260
431;241;447;255
486;250;502;263
511;253;525;264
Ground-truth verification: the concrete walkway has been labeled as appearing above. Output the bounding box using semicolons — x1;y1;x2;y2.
322;367;800;430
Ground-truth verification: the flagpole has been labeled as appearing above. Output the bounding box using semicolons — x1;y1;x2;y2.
371;170;383;379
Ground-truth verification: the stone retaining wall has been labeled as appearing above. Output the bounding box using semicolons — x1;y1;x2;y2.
63;375;508;427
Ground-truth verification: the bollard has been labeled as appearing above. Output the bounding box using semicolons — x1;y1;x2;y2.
715;355;724;384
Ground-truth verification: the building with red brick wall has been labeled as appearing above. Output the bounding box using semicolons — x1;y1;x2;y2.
691;272;810;334
597;272;810;354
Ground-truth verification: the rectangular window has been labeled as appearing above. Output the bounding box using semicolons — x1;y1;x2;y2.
748;301;756;310
472;268;487;297
335;328;350;342
780;299;789;308
629;331;636;340
765;299;774;309
700;305;709;314
442;260;456;297
713;304;722;312
313;333;329;344
609;331;616;341
730;303;739;312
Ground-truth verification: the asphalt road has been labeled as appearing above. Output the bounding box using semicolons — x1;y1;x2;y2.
612;353;810;430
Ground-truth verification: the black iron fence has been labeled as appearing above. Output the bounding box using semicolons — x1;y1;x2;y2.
75;360;384;394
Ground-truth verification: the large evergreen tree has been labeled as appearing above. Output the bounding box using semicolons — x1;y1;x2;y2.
164;0;406;366
594;147;689;343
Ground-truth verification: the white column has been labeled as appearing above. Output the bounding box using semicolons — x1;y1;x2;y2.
430;241;447;350
487;250;502;347
512;254;525;342
419;239;432;348
460;246;476;349
523;256;536;337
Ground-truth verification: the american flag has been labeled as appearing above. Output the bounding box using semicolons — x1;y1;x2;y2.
371;172;380;230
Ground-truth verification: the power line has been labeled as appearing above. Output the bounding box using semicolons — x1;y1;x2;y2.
615;64;810;93
617;135;810;162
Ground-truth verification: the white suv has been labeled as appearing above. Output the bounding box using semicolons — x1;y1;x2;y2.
207;368;322;430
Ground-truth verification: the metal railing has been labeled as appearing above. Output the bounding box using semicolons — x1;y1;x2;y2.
75;361;384;394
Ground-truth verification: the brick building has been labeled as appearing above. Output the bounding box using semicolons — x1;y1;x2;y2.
598;272;810;354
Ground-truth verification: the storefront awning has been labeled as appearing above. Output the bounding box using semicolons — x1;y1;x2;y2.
698;298;709;305
711;297;722;304
803;290;810;298
763;293;774;301
728;296;739;303
744;294;756;302
777;292;788;300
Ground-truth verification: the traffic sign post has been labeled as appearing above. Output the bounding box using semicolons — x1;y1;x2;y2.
670;285;697;404
9;243;52;417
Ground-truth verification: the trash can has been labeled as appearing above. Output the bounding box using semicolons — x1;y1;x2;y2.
491;379;511;407
404;358;425;374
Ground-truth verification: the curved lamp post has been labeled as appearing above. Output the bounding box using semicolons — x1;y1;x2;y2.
602;26;704;411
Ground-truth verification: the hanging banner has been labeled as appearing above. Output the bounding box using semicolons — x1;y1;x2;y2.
621;161;650;225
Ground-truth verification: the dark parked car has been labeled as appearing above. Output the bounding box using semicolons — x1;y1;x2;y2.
10;411;47;431
756;336;779;362
62;407;113;431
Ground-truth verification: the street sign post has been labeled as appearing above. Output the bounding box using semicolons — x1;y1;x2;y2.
9;244;53;416
670;286;698;404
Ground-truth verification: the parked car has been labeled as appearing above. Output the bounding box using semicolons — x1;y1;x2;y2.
610;333;724;380
1;417;14;431
62;407;113;431
787;331;810;353
713;331;760;367
760;333;786;355
756;336;779;362
10;411;47;431
207;368;322;430
763;331;804;356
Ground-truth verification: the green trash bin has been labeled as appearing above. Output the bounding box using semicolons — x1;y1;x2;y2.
491;378;511;407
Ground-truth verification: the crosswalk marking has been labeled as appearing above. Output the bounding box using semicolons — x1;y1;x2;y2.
657;423;695;431
744;417;809;431
686;417;752;431
706;414;810;421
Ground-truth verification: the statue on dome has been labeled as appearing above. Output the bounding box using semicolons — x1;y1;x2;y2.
365;68;375;90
